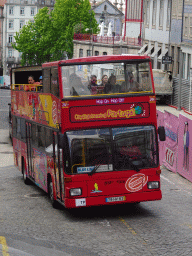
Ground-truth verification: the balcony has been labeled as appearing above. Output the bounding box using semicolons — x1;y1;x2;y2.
73;33;143;47
6;42;14;47
7;57;15;63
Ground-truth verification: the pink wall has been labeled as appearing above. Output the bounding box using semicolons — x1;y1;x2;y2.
157;110;165;166
162;111;179;173
177;114;192;182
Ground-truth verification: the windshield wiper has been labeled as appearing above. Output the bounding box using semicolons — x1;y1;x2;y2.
88;164;101;176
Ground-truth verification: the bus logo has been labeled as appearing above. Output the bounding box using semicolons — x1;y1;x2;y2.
91;183;103;193
125;173;148;192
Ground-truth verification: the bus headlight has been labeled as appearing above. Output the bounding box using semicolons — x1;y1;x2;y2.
147;181;159;189
70;188;82;196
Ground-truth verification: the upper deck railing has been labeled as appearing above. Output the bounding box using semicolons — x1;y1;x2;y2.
73;33;142;47
11;84;43;92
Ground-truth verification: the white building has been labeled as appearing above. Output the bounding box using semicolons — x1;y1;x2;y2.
3;0;54;75
140;0;171;70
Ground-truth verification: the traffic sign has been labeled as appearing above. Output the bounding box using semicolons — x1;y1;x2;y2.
162;56;172;64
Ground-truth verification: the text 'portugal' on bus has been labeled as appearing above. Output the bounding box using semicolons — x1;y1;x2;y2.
9;55;166;209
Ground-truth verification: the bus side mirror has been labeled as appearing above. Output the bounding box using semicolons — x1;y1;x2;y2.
158;126;166;141
58;133;65;149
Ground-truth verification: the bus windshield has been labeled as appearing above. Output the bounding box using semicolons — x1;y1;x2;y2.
61;61;153;98
65;126;158;174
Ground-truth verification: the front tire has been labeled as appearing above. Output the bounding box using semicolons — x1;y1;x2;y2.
22;161;30;185
49;179;58;208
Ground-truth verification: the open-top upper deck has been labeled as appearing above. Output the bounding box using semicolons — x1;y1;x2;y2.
10;55;156;131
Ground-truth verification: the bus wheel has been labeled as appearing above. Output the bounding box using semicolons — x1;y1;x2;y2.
22;160;30;185
48;179;58;208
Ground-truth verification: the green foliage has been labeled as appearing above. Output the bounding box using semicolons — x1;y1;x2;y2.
14;0;99;65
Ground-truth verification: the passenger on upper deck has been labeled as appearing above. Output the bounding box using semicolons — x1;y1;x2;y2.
25;76;39;91
98;75;108;94
104;74;121;94
127;72;140;92
88;75;97;95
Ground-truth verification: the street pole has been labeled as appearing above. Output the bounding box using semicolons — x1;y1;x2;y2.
178;49;183;111
91;28;94;56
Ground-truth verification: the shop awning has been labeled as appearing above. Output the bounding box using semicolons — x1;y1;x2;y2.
138;44;147;54
144;45;154;56
151;47;161;58
158;49;168;60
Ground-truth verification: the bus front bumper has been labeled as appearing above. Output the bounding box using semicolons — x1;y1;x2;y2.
64;190;162;208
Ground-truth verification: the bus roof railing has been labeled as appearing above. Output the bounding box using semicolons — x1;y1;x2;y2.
11;84;43;92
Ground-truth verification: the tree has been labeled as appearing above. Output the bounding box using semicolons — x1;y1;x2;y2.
14;7;54;65
13;0;99;65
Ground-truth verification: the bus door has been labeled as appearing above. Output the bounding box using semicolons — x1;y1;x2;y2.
26;122;34;179
53;132;64;201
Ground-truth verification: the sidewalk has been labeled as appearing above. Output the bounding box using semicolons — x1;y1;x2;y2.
0;129;14;167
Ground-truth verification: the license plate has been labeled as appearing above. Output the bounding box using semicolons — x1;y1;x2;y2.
105;196;126;203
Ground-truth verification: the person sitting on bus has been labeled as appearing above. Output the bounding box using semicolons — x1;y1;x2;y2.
127;72;140;92
88;75;97;95
70;73;90;96
98;75;108;94
25;76;39;91
104;74;121;94
38;76;43;91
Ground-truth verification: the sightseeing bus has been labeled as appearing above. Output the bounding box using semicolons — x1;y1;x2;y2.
10;55;165;208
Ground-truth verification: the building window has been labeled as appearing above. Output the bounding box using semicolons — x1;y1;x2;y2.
184;16;189;37
8;34;13;43
51;0;54;5
167;0;171;28
8;49;13;57
9;6;14;15
103;52;107;55
20;7;25;15
183;53;186;79
159;0;163;27
152;0;157;26
31;8;35;16
95;51;99;56
79;49;83;57
146;0;150;26
87;50;91;57
190;17;192;37
177;47;180;75
20;20;24;29
187;54;191;80
9;20;14;29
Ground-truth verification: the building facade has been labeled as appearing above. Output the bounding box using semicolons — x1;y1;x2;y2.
2;0;55;75
92;0;124;36
140;0;171;70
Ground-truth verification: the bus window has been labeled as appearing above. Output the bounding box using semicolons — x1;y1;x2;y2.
61;61;153;98
66;129;112;174
43;68;51;93
51;67;59;98
37;126;45;149
112;126;158;170
31;124;37;147
20;119;26;141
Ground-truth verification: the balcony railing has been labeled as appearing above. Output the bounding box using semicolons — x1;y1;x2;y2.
73;33;142;46
7;56;15;63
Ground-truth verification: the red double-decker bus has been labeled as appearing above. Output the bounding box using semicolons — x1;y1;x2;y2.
10;55;165;208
